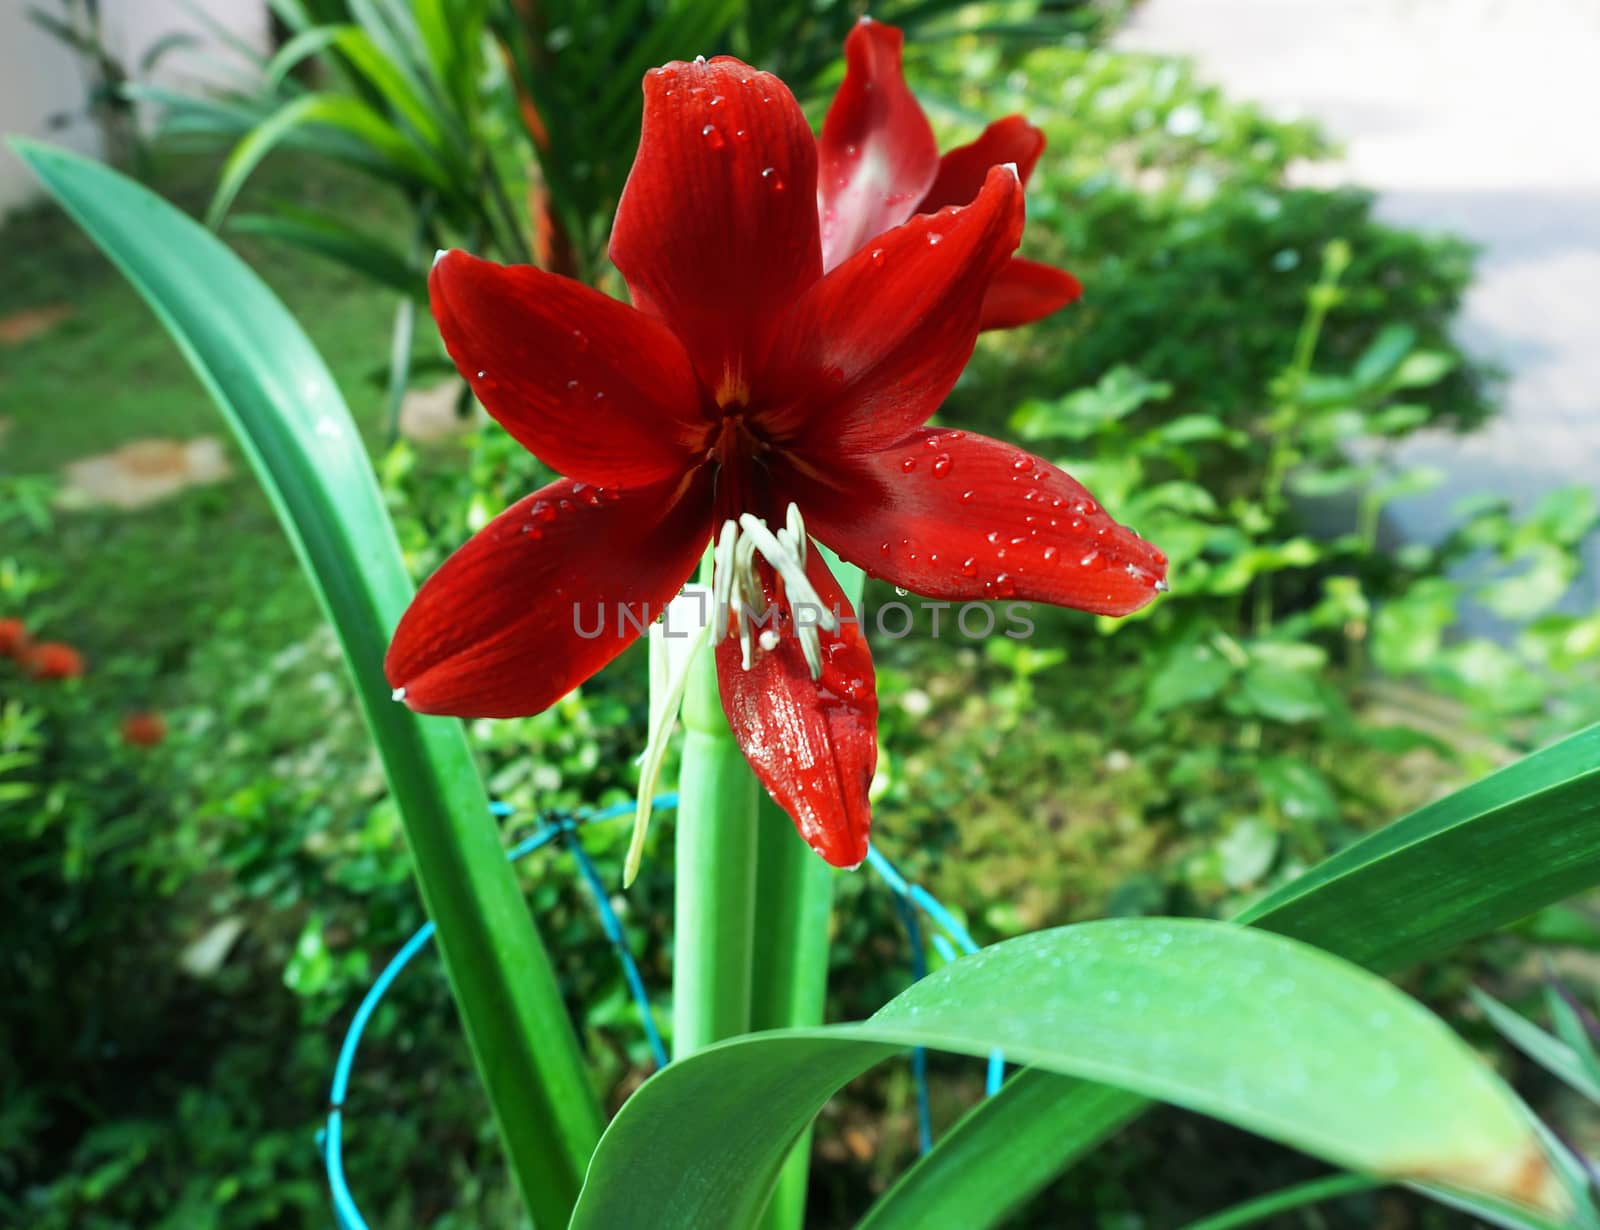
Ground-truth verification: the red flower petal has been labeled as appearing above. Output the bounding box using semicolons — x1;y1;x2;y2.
716;553;877;868
0;617;28;658
794;428;1168;616
981;258;1084;331
25;641;85;680
610;57;821;402
121;712;168;748
917;115;1046;212
387;472;711;718
756;165;1024;455
816;18;939;271
431;251;706;486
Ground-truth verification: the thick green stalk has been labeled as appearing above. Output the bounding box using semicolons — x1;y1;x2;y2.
753;552;864;1230
674;631;761;1056
10;142;603;1227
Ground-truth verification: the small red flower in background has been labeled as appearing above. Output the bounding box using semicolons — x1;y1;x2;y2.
26;641;86;680
817;18;1082;329
120;711;168;748
0;617;28;659
386;55;1165;868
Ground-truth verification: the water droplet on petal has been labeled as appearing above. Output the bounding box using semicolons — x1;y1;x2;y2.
475;369;488;379
960;557;977;576
1042;546;1058;562
734;128;748;141
879;541;891;556
900;456;917;473
571;329;590;351
994;574;1016;597
986;531;1000;544
701;124;725;149
931;454;952;478
960;489;976;504
870;247;886;267
1011;455;1032;472
1080;550;1106;571
926;232;943;246
761;167;785;191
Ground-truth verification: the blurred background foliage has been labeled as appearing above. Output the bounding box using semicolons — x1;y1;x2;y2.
3;1;1598;1226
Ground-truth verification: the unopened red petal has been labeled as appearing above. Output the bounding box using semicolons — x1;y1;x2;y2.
431;251;706;486
981;258;1083;331
387;472;710;718
817;19;939;271
716;554;876;868
795;428;1167;616
610;56;820;399
758;165;1024;454
918;115;1046;212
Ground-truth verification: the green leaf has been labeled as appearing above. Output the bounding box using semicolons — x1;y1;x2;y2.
1372;577;1458;674
853;1070;1142;1230
207;91;449;228
1352;323;1418;389
1390;350;1456;389
572;920;1553;1230
227;205;425;299
1472;989;1600;1102
1242;721;1600;966
13;139;600;1227
1139;640;1236;716
1226;654;1329;725
1178;1174;1381;1230
862;721;1600;1229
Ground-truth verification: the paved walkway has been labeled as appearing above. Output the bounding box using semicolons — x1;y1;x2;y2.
1118;0;1600;609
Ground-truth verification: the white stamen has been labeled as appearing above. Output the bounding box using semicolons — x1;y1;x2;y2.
707;504;834;681
737;512;837;633
785;502;807;568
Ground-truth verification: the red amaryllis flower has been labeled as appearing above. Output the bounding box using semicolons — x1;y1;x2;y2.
386;55;1165;867
121;711;168;748
817;17;1082;329
0;618;27;659
26;641;85;680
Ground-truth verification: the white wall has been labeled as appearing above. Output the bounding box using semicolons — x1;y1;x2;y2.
0;0;272;218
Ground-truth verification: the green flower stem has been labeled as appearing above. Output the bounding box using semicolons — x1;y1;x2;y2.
753;551;864;1230
674;629;761;1057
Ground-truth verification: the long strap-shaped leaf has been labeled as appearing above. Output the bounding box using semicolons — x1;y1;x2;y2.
861;721;1600;1230
13;140;602;1228
569;919;1558;1229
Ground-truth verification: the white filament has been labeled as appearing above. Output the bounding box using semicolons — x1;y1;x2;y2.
709;503;833;680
